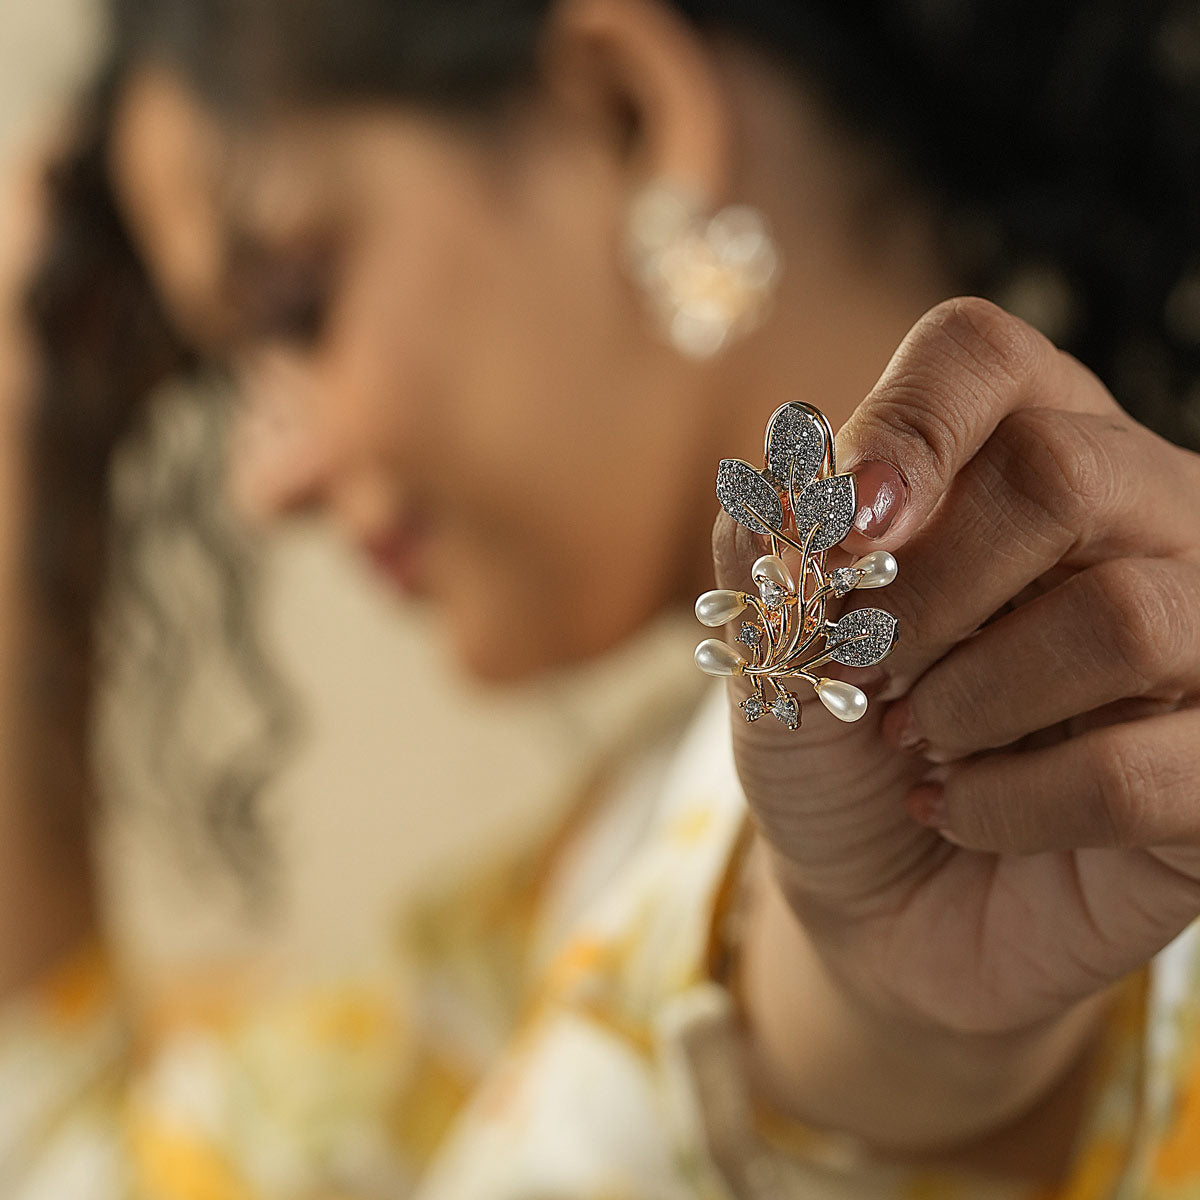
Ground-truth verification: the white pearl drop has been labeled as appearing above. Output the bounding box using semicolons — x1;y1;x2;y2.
815;678;868;722
694;639;747;677
752;554;795;592
695;589;748;627
851;550;899;589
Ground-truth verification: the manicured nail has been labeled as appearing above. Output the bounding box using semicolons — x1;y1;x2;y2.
884;698;927;754
905;783;947;829
923;745;959;765
851;461;909;540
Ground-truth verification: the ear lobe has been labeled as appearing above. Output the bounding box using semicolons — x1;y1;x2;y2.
539;0;733;205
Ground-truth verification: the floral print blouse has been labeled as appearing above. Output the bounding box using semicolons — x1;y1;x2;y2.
4;682;1200;1200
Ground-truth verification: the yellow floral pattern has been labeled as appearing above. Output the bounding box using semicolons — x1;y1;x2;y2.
4;685;1200;1199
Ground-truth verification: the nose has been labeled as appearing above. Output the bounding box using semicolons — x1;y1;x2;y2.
228;350;329;525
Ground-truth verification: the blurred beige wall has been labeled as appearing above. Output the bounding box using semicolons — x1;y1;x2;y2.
0;0;99;152
0;0;704;984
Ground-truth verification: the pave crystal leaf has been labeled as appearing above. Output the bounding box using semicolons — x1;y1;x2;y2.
741;695;766;722
827;608;899;668
771;690;800;730
792;473;857;553
716;459;783;537
764;403;827;493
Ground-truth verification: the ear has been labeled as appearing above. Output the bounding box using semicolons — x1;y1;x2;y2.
111;68;228;349
538;0;734;206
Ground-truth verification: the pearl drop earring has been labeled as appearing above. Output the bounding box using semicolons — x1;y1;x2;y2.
624;179;781;360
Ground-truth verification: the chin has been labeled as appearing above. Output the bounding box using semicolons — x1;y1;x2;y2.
453;635;573;686
439;564;667;685
458;646;543;685
448;612;639;687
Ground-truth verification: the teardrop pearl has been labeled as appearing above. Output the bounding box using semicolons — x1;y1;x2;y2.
694;639;747;677
850;550;898;590
695;589;748;627
751;554;795;592
815;678;868;722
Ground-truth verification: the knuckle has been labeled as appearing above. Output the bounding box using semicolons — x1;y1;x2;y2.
1090;558;1185;693
864;391;967;484
861;549;953;681
849;299;1045;488
955;782;1041;854
921;297;1044;390
1089;726;1159;846
910;668;979;755
990;408;1115;540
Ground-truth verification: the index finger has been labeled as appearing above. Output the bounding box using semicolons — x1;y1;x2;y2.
834;296;1126;550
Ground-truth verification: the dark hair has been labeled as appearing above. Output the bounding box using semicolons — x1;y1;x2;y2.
22;0;1200;881
116;0;1200;444
25;67;299;902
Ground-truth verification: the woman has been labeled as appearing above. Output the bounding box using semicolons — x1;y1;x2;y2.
6;0;1200;1196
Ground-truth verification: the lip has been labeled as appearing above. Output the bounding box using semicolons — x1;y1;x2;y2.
362;514;429;597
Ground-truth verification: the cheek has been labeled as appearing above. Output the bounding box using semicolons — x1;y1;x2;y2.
430;367;698;679
321;136;705;673
426;239;681;664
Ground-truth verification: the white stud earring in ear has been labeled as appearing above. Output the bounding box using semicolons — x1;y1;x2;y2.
624;179;782;360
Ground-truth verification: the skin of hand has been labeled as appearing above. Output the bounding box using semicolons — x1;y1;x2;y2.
714;296;1200;1172
0;140;96;997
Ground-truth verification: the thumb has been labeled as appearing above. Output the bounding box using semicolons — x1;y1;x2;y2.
834;297;1115;558
711;507;770;593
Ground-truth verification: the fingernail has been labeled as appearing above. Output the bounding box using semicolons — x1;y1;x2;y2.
851;461;909;540
884;698;927;754
923;746;958;765
905;783;947;829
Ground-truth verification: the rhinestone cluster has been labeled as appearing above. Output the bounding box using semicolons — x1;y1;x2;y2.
694;401;901;730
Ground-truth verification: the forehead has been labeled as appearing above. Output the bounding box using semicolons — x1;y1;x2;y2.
111;71;525;357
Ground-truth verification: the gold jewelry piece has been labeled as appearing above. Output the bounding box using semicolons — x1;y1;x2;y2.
625;180;781;359
694;402;900;730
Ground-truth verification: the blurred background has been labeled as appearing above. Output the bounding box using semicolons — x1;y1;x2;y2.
0;0;700;990
1;2;98;152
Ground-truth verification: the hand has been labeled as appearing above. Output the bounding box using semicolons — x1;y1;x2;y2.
713;297;1200;1159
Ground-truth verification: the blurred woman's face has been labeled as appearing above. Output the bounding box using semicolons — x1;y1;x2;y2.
113;70;727;681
